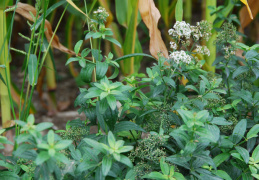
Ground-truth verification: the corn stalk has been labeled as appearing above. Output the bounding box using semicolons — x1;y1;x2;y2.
204;0;216;72
0;1;12;128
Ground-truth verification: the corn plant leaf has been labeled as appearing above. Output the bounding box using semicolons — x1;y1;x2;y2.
66;0;87;16
175;0;183;22
240;0;254;19
0;73;6;86
28;54;38;86
139;0;169;60
115;0;128;27
239;0;259;29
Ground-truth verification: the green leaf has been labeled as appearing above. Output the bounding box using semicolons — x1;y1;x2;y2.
102;155;113;176
142;172;167;180
175;0;183;21
0;171;19;180
105;36;121;48
35;122;53;131
47;130;55;145
211;117;232;125
114;53;156;62
213;153;230;167
85;31;95;40
232;66;250;78
54;140;73;151
114;121;145;133
195;110;209;122
212;170;232;180
65;57;79;66
83;138;109;154
80;63;96;83
247;124;259;139
117;154;133;168
96;61;109;80
193;152;216;170
54;152;69;164
174;172;186;180
160;157;169;175
108;131;116;148
106;95;117;110
186;85;199;93
231;119;247;144
84;89;102;99
35;151;50;165
177;109;194;124
28;54;38;85
252;145;259;162
195;128;216;142
235;146;249;164
117;146;133;153
74;40;83;55
79;59;86;68
183;141;197;155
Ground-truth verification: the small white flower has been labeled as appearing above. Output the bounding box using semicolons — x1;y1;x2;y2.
195;45;210;56
170;41;177;50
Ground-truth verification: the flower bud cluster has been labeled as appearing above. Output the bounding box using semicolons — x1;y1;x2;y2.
94;7;109;23
223;45;236;59
195;45;210;56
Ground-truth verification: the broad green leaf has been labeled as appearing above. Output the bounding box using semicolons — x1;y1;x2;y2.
212;170;232;180
195;110;209;122
252;144;259;162
174;172;186;180
247;124;259;139
106;95;117;110
102;155;113;176
142;172;167;180
183;141;197;155
108;131;116;148
213;153;230;167
114;121;145;133
232;66;250;78
28;54;38;85
211;117;232;125
195;128;216;143
160;157;170;175
35;122;53;131
177;109;194;124
231;119;247;144
54;140;73;151
193;152;216;170
0;171;19;180
235;146;249;164
117;146;133;153
105;36;121;48
35;151;50;165
83;138;109;154
80;63;96;83
47;130;55;145
175;0;183;22
54;152;69;164
96;61;109;80
117;154;133;168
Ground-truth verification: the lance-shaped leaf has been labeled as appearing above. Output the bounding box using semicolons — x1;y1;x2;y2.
28;54;38;85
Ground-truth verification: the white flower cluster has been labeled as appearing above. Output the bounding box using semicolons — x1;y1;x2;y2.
195;45;210;56
168;21;192;39
169;50;193;64
93;7;109;22
168;21;211;41
170;41;177;50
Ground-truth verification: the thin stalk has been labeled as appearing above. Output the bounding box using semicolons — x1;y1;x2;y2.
84;0;97;82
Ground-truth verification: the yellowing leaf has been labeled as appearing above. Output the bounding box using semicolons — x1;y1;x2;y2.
240;0;253;19
239;0;259;29
66;0;87;17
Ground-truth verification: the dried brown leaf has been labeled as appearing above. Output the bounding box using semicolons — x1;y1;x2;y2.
138;0;169;60
239;0;259;29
